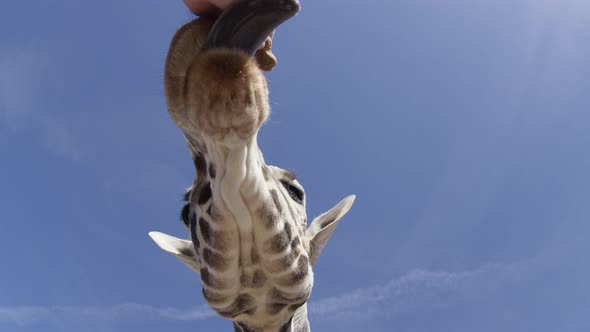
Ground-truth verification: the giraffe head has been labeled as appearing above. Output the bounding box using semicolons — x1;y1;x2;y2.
149;1;355;331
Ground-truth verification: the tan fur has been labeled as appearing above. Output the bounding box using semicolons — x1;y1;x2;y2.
255;38;278;71
164;18;213;125
164;18;273;142
184;49;269;140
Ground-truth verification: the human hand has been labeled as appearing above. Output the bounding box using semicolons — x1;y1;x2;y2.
182;0;233;17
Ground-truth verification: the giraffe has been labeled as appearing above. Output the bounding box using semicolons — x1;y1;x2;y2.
149;1;355;331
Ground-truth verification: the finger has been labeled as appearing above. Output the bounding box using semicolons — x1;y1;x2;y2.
183;0;221;16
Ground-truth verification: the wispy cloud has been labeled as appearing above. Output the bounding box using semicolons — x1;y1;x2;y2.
0;303;215;326
0;47;82;161
309;262;525;321
0;262;525;327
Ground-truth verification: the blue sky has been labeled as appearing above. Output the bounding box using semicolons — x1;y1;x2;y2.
1;0;590;331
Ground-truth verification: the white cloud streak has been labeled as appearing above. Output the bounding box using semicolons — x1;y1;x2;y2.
0;303;215;326
309;262;526;321
0;262;525;327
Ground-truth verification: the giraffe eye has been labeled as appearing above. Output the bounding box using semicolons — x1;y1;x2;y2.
280;180;304;205
180;203;190;227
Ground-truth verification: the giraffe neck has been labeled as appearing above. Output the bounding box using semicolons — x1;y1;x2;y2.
198;135;271;273
232;304;311;332
188;136;313;327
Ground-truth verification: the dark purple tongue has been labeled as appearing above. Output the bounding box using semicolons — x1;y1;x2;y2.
206;0;300;56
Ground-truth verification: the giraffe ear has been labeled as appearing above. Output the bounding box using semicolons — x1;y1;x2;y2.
306;195;356;266
148;231;201;274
